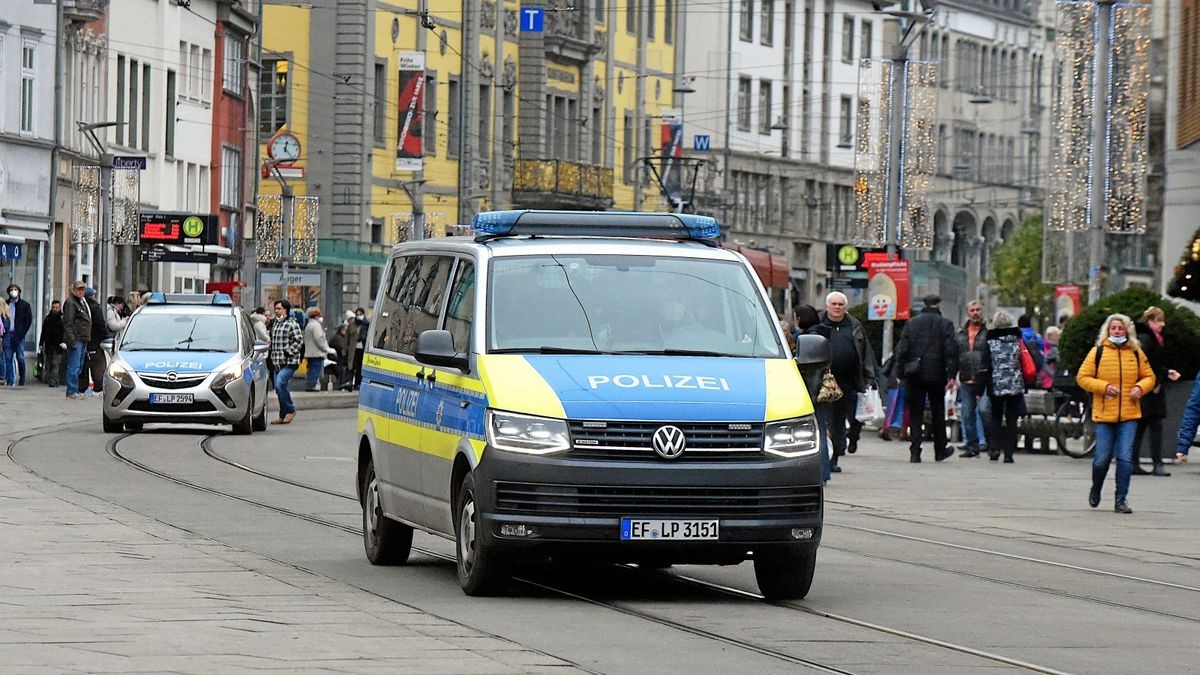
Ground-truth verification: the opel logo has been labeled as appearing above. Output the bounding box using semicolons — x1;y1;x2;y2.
166;371;178;382
651;425;687;459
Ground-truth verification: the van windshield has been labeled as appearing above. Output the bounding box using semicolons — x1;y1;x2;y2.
487;254;785;358
120;314;239;352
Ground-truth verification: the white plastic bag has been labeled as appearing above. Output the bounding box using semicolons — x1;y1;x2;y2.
855;389;884;425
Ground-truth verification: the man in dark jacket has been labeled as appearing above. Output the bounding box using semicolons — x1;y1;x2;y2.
38;300;64;387
1134;308;1180;475
6;284;32;385
78;288;108;395
956;300;989;457
807;291;875;472
61;280;92;399
893;294;960;462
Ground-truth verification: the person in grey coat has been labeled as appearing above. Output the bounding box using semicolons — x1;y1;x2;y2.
302;308;334;391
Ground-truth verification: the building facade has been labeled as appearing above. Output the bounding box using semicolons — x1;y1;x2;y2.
1162;0;1200;297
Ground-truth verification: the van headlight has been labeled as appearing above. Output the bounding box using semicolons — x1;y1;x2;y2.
107;361;135;388
210;363;244;391
486;410;571;455
764;415;820;457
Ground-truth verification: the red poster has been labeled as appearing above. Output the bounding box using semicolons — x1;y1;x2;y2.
396;52;425;171
1054;284;1081;321
866;259;911;320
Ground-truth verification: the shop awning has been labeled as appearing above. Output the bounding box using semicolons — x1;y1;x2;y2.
722;244;789;289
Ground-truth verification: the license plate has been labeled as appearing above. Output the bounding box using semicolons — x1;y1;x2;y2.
149;393;194;404
620;518;719;541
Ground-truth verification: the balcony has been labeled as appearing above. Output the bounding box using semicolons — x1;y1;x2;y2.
512;159;614;211
62;0;107;25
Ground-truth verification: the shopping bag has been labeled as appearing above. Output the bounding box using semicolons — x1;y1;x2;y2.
855;389;884;425
945;387;960;421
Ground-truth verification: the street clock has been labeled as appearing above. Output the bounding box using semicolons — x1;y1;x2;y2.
268;132;301;163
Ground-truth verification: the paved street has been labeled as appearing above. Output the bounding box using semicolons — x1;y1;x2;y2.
4;384;1200;674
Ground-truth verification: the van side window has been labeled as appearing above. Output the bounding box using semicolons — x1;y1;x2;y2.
399;255;454;355
374;255;418;352
444;260;475;353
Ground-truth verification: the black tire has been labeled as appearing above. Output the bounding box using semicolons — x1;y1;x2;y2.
124;422;144;431
102;414;123;433
231;392;253;435
1054;398;1095;458
251;389;268;432
754;547;817;600
361;459;413;565
455;472;510;596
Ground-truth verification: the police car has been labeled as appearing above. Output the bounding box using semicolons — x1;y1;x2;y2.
101;293;271;434
356;211;830;598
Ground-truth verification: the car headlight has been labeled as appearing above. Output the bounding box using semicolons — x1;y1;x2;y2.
764;415;820;458
486;410;571;455
210;363;244;391
107;361;135;388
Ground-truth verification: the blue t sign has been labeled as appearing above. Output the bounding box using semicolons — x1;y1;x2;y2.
520;7;544;32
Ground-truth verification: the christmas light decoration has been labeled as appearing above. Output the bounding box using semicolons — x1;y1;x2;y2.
899;60;938;250
291;196;319;264
256;194;282;263
1167;227;1200;301
391;211;414;243
1105;2;1150;234
110;168;141;245
1046;0;1096;233
71;165;101;245
854;58;890;247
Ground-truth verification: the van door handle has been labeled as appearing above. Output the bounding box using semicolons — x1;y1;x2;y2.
426;371;437;383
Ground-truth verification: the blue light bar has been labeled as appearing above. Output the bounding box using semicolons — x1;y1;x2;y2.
471;210;722;242
145;292;233;306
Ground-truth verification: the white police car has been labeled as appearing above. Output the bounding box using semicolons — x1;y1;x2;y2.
102;293;270;434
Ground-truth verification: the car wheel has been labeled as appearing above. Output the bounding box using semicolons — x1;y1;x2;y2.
754;546;817;600
102;414;124;433
124;422;144;431
251;390;268;432
455;471;510;596
231;391;254;435
361;458;413;565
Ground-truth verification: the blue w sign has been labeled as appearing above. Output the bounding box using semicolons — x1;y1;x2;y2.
693;135;711;151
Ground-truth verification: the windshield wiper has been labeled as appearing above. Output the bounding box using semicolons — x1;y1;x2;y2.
489;346;606;355
615;349;740;357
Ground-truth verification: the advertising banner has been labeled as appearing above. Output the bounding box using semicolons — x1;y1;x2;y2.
396;52;425;172
660;109;683;205
866;259;911;320
1054;284;1081;321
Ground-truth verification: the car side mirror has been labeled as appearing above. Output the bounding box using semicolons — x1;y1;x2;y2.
100;339;114;357
253;341;269;355
794;335;831;371
415;329;469;372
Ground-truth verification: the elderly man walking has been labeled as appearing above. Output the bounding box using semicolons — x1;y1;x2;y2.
956;300;989;457
806;291;875;473
894;294;960;462
61;280;93;400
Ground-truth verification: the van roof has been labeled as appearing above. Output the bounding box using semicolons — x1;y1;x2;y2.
390;235;744;262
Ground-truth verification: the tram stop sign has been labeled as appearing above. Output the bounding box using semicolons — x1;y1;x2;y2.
138;212;220;246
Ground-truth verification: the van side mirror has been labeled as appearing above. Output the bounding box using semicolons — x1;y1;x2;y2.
415;329;469;372
794;335;831;371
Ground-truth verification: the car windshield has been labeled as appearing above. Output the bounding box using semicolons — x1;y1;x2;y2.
120;313;239;352
487;254;784;358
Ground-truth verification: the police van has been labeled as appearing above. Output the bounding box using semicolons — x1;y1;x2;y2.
356;211;829;598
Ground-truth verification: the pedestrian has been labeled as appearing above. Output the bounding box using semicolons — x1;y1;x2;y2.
349;307;369;390
893;294;960;463
793;304;830;483
1076;313;1155;514
956;300;990;457
805;291;874;473
1017;314;1046;386
269;299;303;424
62;280;93;400
6;284;32;385
79;288;107;395
1132;307;1182;476
1040;326;1062;389
105;296;128;336
1175;370;1200;465
0;299;13;386
302;307;334;391
981;311;1026;463
125;291;142;316
38;300;64;387
329;321;348;387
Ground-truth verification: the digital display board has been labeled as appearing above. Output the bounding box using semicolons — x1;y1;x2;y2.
138;212;219;246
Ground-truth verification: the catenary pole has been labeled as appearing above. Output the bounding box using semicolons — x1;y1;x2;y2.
1087;0;1114;304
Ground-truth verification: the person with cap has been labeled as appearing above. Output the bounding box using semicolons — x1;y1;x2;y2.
6;284;32;385
302;307;335;391
61;280;93;400
893;294;960;462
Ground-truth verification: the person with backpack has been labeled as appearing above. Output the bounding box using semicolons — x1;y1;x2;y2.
1132;307;1181;476
1076;313;1156;514
981;311;1026;463
893;294;960;463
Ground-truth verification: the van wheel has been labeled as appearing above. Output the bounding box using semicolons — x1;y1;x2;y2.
251;391;268;432
102;414;123;433
231;392;253;435
754;547;817;600
362;459;412;565
455;472;510;596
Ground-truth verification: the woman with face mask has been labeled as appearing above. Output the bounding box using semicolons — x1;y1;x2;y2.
1076;314;1156;514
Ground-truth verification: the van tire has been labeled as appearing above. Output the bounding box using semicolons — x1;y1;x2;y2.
754;547;817;600
361;459;412;565
455;472;510;596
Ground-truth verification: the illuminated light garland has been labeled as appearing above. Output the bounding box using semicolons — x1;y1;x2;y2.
391;211;414;243
391;211;453;243
291;196;320;265
854;58;890;247
71;165;101;245
110;168;141;245
255;194;282;263
1045;0;1096;233
1105;2;1151;234
899;60;938;250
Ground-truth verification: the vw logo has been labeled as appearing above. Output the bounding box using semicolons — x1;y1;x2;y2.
166;371;178;382
651;425;687;459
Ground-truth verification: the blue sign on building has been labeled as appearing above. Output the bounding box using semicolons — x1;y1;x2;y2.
693;135;711;151
520;7;544;32
0;242;22;261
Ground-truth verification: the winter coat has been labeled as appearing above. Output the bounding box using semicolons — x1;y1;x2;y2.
9;297;32;342
982;326;1025;398
1076;340;1156;424
249;312;269;342
1176;374;1200;457
957;323;989;385
894;306;959;385
40;311;64;353
1134;323;1169;418
86;298;106;346
303;317;332;359
105;303;126;336
62;295;92;346
805;313;875;392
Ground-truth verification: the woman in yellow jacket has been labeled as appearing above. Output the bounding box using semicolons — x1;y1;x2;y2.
1076;314;1156;513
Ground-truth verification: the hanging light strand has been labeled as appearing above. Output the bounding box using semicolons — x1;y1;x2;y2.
898;60;938;250
255;195;282;263
1105;2;1151;234
71;165;101;245
1045;0;1097;233
854;58;890;247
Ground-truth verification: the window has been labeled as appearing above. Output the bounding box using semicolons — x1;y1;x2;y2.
200;48;212;101
648;0;656;39
141;63;151;151
222;33;245;94
165;70;176;156
373;61;387;145
940;34;950;88
221;146;241;208
739;0;753;42
20;39;35;134
404;256;453;355
737;76;752;131
259;58;288;136
444;260;475;353
374;256;417;352
627;0;638;33
761;0;774;45
838;96;852;147
665;0;674;43
479;84;492;152
116;54;126;145
758;79;772;134
127;59;138;148
595;0;605;22
623;110;634;183
503;89;515;162
842;17;855;63
861;21;872;60
592;105;603;164
447;77;461;158
424;74;438;156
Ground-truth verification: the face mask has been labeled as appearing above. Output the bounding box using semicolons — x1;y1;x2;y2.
8;290;16;299
356;315;365;323
1109;336;1128;345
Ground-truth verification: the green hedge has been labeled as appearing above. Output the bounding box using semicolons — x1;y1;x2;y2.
1058;288;1200;377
